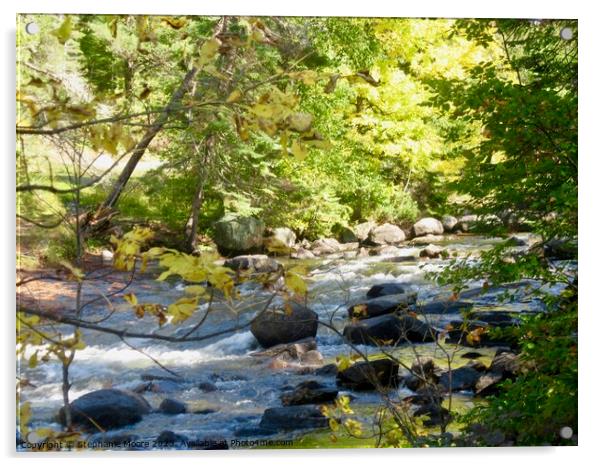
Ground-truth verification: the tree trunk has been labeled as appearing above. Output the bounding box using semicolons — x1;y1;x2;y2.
185;180;205;253
97;67;199;213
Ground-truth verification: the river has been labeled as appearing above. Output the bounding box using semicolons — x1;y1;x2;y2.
18;234;568;449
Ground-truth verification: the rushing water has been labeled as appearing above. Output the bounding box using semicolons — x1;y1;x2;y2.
18;234;568;448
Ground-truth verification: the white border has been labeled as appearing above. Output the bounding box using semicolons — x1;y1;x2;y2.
3;1;600;465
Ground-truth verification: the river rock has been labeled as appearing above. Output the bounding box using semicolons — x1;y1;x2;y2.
348;293;417;319
101;249;114;264
411;357;439;379
263;227;296;253
259;405;328;431
366;282;406;298
337;359;399;390
489;350;520;377
140;372;183;383
339;242;360;252
280;380;338;406
507;235;527;247
419;244;445;259
467;311;519;326
224;254;282;274
472;351;520;397
338;226;358;243
543;238;577;260
474;372;505;397
439;364;482;392
455;214;478;232
58;389;151;430
251;303;318;348
138;380;181;393
314;363;338;376
300;350;324;366
354;221;377;243
412;218;444;237
159;398;187;415
412;403;451;427
403;386;444;406
441;215;458;232
444;320;490;346
343;314;436;346
410;234;445;245
213;217;265;254
368;223;405;245
250;337;317;359
291;247;316;260
198;381;218;392
310;238;341;255
403;357;441;391
372;245;401;256
413;300;473;315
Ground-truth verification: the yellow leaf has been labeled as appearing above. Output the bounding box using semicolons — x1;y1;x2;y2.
184;285;208;296
279;130;289;157
285;271;307;295
291;140;308;161
329;418;340;432
209;267;234;298
123;293;138;306
161;16;188;30
197;38;221;68
290;70;319;85
250;28;266;43
226;90;242;103
52;16;73;44
28;351;38;369
19;402;32;435
304;139;333;150
167;297;199;324
34;427;55;439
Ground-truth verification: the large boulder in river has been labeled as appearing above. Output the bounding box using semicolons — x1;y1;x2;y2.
224;254;282;274
343;314;436;346
455;214;478;232
310;237;341;255
263;227;296;253
412;218;444;237
419;244;445;259
213;217;265;254
366;282;406;298
439;365;482;392
337;359;399;390
58;389;151;430
368;223;405;245
280;380;338;406
159;398;187;415
291;247;316;260
354;221;377;243
542;238;577;260
338;226;358;243
259;405;328;431
251;302;318;348
441;215;458;233
413;300;473;315
348;293;417;319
